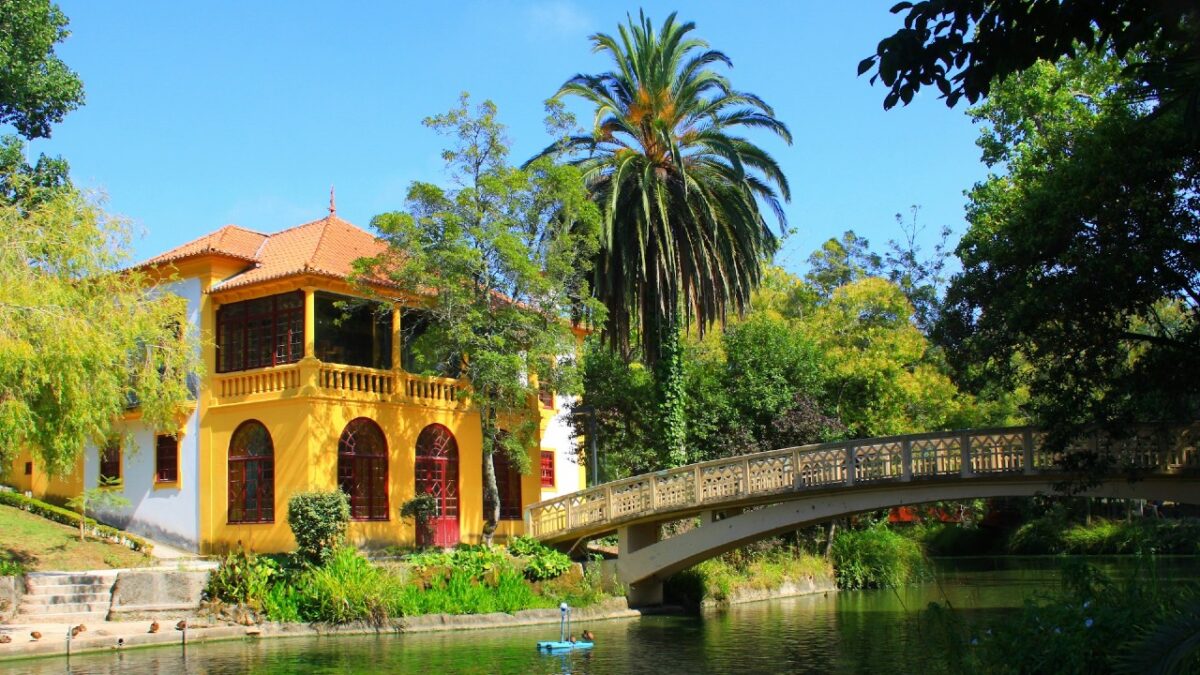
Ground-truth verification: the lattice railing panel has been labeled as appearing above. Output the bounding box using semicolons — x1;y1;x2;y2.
654;471;697;510
567;491;609;530
971;432;1026;474
854;441;903;483
609;480;651;520
701;462;746;503
911;437;961;477
748;454;795;494
795;448;847;488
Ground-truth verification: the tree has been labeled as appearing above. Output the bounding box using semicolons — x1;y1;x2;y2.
937;53;1199;439
0;194;201;474
65;476;129;542
0;135;70;208
0;0;85;139
536;12;792;467
361;95;600;544
805;231;881;299
860;0;1199;117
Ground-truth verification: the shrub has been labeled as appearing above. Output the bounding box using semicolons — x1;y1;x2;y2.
0;559;24;576
507;536;572;581
399;494;437;544
205;547;278;608
287;490;350;564
831;523;928;590
297;546;401;624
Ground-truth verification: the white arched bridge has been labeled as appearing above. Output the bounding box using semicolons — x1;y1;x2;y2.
524;423;1200;605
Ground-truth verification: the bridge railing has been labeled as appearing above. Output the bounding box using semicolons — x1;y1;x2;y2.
525;423;1199;540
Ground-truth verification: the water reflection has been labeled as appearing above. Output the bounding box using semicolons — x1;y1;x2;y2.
15;557;1199;674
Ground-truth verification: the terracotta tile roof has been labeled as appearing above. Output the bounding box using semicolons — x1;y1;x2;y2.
141;224;267;265
142;214;390;291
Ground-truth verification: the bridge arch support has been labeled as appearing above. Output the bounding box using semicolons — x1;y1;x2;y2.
614;477;1200;604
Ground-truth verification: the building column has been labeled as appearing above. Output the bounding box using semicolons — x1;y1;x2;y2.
618;522;663;606
298;286;319;395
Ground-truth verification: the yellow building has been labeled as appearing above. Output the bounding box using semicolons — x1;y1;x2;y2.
5;209;586;553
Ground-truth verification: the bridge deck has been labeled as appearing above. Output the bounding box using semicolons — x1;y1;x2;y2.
525;424;1200;545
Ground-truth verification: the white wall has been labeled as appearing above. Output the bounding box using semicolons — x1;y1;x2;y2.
86;276;203;551
542;395;583;496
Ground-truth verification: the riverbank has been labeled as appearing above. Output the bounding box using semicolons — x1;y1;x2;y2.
0;596;641;662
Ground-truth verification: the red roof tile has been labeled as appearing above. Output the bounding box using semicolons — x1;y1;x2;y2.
142;214;389;291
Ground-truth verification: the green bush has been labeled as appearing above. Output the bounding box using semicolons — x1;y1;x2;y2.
0;558;25;576
831;523;928;590
0;489;152;553
205;547;277;608
666;547;831;605
287;490;350;564
507;536;572;580
296;546;400;624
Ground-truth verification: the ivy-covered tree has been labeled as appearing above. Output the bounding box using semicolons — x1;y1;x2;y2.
361;95;601;544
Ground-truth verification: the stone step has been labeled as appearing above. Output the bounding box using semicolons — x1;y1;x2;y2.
24;583;112;596
24;573;117;588
10;610;110;624
19;601;111;615
19;592;112;607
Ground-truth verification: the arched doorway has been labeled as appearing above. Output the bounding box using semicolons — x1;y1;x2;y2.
414;424;459;547
338;418;389;521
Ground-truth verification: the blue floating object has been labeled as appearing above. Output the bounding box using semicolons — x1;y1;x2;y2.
537;640;594;651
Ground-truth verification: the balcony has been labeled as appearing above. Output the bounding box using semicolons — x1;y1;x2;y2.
211;360;464;410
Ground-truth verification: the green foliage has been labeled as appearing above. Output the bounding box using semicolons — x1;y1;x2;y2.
205;547;278;609
287;490;350;565
0;488;151;552
938;49;1199;442
399;493;437;543
831;523;929;590
508;535;573;578
0;0;86;139
360;94;600;542
0;135;69;208
0;558;24;576
65;476;130;542
923;559;1200;674
1008;515;1200;556
666;545;830;606
0;193;201;476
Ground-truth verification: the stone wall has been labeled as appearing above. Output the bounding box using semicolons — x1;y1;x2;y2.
0;576;22;623
108;570;208;620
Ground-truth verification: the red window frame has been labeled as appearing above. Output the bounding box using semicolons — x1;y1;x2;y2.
99;443;121;483
540;451;555;488
216;292;304;373
155;435;179;483
337;418;389;521
228;420;274;523
538;386;554;409
484;445;522;521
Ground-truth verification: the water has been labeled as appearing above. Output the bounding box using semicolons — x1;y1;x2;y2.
14;557;1200;674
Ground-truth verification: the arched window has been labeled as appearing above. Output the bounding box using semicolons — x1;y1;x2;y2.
228;420;274;523
338;418;389;521
484;432;522;521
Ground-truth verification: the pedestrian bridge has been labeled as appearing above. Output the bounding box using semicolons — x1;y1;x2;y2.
524;424;1200;605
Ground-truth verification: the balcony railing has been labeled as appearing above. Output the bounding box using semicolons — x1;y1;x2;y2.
212;360;464;409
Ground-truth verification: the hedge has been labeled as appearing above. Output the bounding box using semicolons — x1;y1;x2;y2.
0;488;154;554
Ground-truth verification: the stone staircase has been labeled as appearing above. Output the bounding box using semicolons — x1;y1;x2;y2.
16;572;117;623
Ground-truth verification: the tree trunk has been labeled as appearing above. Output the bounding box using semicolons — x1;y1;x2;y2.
480;405;500;546
824;520;837;559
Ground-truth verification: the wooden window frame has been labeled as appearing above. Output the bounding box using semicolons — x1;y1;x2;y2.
228;420;275;524
155;434;180;486
337;418;389;521
539;451;555;488
99;442;122;485
216;291;304;373
484;444;522;521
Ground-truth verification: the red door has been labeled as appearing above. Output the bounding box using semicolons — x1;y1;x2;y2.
415;424;459;547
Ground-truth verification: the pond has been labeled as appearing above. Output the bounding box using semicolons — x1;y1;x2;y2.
17;556;1200;674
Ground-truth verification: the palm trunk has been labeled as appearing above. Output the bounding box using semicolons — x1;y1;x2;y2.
481;404;500;546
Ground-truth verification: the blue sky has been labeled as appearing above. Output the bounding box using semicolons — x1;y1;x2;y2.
28;1;988;274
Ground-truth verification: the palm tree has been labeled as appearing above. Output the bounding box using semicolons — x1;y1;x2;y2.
536;12;791;465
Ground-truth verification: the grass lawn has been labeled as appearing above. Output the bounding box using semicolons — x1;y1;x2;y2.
0;504;154;573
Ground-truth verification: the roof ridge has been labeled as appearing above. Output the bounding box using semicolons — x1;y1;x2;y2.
308;216;334;271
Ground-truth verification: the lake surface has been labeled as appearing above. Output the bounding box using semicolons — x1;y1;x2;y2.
17;557;1200;674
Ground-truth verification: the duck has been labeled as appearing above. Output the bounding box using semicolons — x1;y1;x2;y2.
29;631;41;641
175;620;187;631
0;634;11;644
148;621;160;634
581;630;595;642
70;625;86;638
